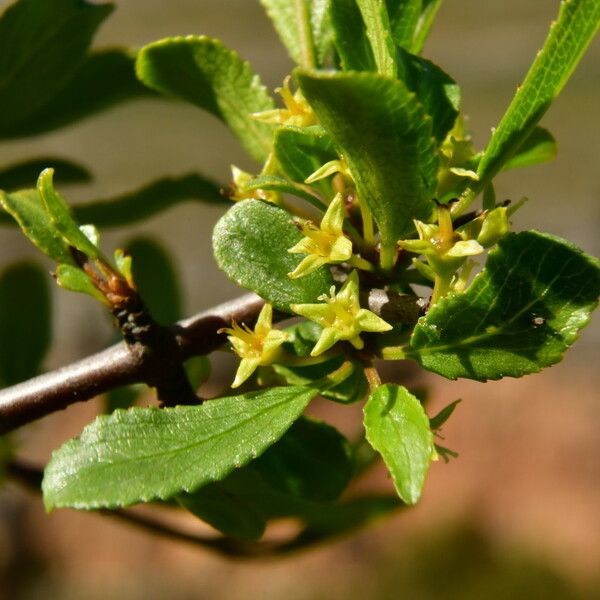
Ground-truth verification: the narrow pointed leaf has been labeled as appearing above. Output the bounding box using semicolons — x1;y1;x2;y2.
329;0;376;71
42;386;318;510
475;0;600;191
0;0;112;131
411;0;442;53
125;238;181;325
240;174;326;209
501;126;557;171
213;199;333;312
297;70;438;262
0;262;51;386
408;231;600;380
364;384;435;504
356;0;396;77
38;169;101;259
136;36;275;163
0;158;91;191
0;189;73;264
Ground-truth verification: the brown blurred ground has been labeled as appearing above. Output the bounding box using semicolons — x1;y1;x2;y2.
0;1;599;598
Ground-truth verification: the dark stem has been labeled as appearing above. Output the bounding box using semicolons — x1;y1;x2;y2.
0;290;418;434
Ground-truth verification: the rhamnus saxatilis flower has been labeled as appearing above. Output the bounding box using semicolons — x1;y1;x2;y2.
291;271;392;356
220;304;287;388
252;76;317;128
399;205;485;305
288;193;353;279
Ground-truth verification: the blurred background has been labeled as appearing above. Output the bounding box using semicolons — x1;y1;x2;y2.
0;0;599;598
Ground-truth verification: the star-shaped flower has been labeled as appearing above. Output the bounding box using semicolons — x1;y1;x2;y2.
291;271;392;356
288;193;353;279
220;303;287;388
252;76;317;128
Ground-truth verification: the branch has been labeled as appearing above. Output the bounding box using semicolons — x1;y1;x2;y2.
0;288;419;434
0;294;264;434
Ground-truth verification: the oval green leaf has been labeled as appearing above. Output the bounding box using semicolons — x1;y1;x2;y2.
213;199;333;312
42;386;318;510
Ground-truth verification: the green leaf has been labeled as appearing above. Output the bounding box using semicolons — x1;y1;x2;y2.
0;262;51;386
475;0;600;191
387;0;442;53
0;49;152;139
356;0;396;77
37;169;102;259
42;386;318;510
364;384;435;504
184;355;211;390
0;189;73;264
408;231;600;380
329;0;376;71
0;0;112;131
254;417;354;502
55;264;106;304
136;36;275;163
125;238;182;325
273;125;337;198
501;126;557;171
297;70;438;266
0;158;91;191
396;47;459;142
177;479;266;541
213;199;333;312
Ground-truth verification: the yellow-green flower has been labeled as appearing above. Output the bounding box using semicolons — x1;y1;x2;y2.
291;271;392;356
252;76;317;128
220;304;287;388
288;193;353;279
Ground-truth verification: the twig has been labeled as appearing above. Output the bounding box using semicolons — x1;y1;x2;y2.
0;294;264;434
0;289;419;434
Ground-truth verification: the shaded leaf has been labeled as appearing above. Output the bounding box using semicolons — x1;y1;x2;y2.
364;384;435;504
297;70;437;266
213;199;333;312
0;0;112;131
43;386;318;509
396;47;459;142
329;0;376;71
429;399;460;430
254;417;354;501
0;49;151;139
184;356;211;390
0;158;91;191
136;36;275;163
408;231;600;380
386;0;442;53
178;480;266;541
501;126;557;171
0;262;51;386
